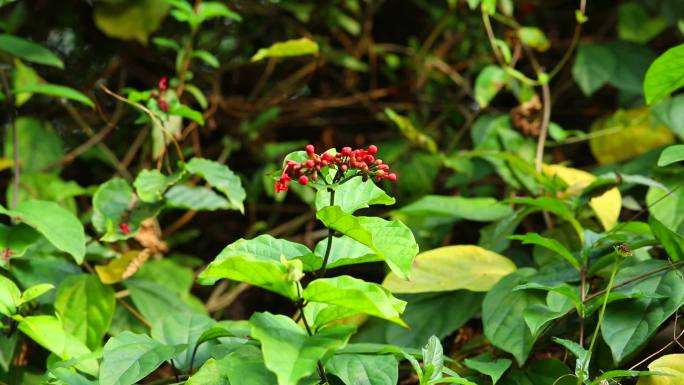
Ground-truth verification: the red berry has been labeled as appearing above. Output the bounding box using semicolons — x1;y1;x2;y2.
158;98;169;112
158;77;168;91
305;144;315;156
298;175;309;185
119;223;131;234
386;173;397;181
368;145;378;154
341;147;352;155
304;160;315;169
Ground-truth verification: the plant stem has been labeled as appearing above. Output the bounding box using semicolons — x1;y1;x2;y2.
318;187;335;277
297;281;329;385
578;259;619;385
579;266;586;346
0;68;19;210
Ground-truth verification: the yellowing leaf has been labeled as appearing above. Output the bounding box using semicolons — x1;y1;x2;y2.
251;38;319;62
0;159;13;171
95;250;150;284
94;0;170;44
637;354;684;385
382;245;516;293
589;108;675;164
543;164;621;230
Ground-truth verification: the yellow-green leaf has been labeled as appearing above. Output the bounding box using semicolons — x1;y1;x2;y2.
637;354;684;385
543;164;621;230
382;245;516;293
94;0;170;44
251;38;319;62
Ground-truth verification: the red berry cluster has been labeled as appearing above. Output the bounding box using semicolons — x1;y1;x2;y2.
156;77;169;112
274;144;397;193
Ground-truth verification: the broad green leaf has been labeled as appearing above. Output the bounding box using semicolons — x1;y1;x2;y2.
55;275;115;350
649;215;684;261
250;312;355;385
187;346;276;385
13;83;94;108
482;268;545;366
0;200;85;263
644;44;684;104
303;275;407;326
463;353;512;385
0;275;20;316
316;206;418;280
133;169;181;202
196;2;241;22
646;178;684;234
501;358;574;385
94;0;170;44
92;178;162;241
522;290;574;336
313;236;380;270
16;315;97;375
169;104;204;125
591;370;653;385
4;117;63;173
383;245;516;293
553;337;591;383
184;157;246;212
517;27;550;51
618;2;667;44
0;34;63;68
384;109;437;153
422;336;443;382
135;259;195;295
99;331;183;385
589;108;674;164
125;279;205;326
657;144;684;167
510;196;584;239
151;312;215;372
637;354;684;385
572;43;616;96
252;38;319;61
509;232;579;269
606;41;656;94
192;49;220;68
652;94;684;140
601;260;684;364
326;354;398;385
12;255;81;305
198;254;298;300
18;283;54;305
391;195;512;222
13;58;41;106
315;177;395;214
474;65;508;108
543;164;621;231
164;185;231;211
0;223;40;263
8;173;87;214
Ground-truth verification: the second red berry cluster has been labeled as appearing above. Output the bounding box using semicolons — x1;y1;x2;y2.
275;144;397;192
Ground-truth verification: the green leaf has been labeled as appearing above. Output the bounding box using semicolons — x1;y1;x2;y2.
463;353;512;385
482;268;545;366
0;275;20;316
474;65;508;108
0;223;40;262
391;195;512;222
601;260;684;364
184;157;246;212
151;312;215;372
649;215;684;261
325;354;398;385
19;283;54;305
0;199;85;263
618;2;667;44
0;34;63;68
303;275;407;326
198;253;299;299
250;312;355;385
517;27;550;51
192;49;220;68
55;275;115;350
186;358;230;385
4;117;64;173
572;43;616;96
421;336;443;382
94;0;170;44
657;144;684;167
92;178;162;241
187;346;276;385
169;103;205;125
125;279;205;326
99;331;183;385
196;2;241;22
312;236;380;270
383;245;516;293
13;58;42;106
510;196;583;239
315;177;395;214
646;178;684;234
252;37;319;61
652;94;684;140
522;290;574;336
644;43;684;104
13;83;94;107
133;169;181;203
164;185;232;211
316;206;418;280
151;37;180;51
502;358;574;385
509;232;579;269
591;370;653;385
552;337;591;383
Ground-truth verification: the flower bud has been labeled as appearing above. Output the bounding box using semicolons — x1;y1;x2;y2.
298;175;309;185
368;145;378;154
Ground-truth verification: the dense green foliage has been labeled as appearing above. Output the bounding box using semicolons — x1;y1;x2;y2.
0;0;683;384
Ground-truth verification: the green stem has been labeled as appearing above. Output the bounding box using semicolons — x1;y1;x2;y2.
318;187;335;277
297;284;330;385
0;68;19;210
578;258;619;385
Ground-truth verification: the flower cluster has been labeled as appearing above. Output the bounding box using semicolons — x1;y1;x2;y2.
274;144;397;192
